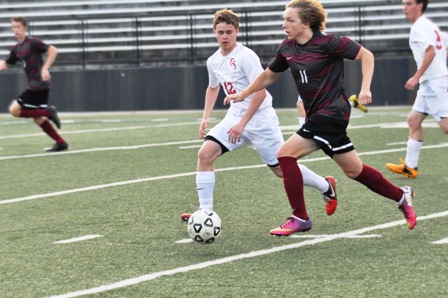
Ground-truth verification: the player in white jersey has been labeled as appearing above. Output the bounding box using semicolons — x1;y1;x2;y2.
386;0;448;178
181;9;338;221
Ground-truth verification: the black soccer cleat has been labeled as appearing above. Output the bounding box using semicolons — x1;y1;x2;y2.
47;106;61;129
45;142;69;152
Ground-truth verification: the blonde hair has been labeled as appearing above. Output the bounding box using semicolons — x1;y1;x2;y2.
286;0;327;32
213;9;239;30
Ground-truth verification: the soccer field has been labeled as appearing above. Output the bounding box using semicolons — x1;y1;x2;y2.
1;107;447;297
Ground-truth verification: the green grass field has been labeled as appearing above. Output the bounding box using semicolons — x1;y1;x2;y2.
1;107;447;298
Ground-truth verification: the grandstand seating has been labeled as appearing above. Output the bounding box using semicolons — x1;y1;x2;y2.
0;0;447;67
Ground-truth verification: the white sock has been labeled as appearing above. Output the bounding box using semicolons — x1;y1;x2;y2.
196;171;215;210
299;164;328;193
405;138;422;168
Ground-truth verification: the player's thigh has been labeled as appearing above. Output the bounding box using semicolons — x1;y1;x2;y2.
421;77;448;122
252;132;283;166
247;108;283;165
277;133;317;159
207;115;249;152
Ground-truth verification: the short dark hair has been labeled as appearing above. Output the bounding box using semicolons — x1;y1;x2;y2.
416;0;428;13
11;16;28;27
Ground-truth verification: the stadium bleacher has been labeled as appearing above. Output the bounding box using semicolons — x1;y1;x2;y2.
0;0;447;67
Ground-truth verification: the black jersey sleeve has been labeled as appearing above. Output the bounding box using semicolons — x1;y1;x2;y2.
268;41;290;73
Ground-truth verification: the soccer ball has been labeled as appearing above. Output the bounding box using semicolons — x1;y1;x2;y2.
187;209;222;244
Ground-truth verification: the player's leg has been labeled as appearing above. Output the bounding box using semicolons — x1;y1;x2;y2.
386;88;429;178
182;114;245;221
252;107;337;214
269;164;338;216
430;76;448;134
405;110;425;168
196;139;225;211
9;92;68;152
268;134;317;236
438;117;448;134
333;150;416;229
8;100;22;117
10;91;61;128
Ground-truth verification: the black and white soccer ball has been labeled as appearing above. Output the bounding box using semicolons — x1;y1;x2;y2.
187;209;222;244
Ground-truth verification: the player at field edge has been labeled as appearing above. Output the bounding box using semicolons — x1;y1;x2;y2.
0;16;68;152
386;0;448;178
225;0;417;236
181;8;338;222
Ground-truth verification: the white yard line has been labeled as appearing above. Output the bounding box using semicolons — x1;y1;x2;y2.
48;210;448;298
0;140;203;161
54;235;103;244
0;121;208;140
432;237;448;244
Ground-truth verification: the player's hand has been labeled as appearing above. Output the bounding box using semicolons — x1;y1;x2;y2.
224;90;249;105
357;90;372;105
41;69;51;81
404;77;418;91
199;119;208;139
227;122;244;144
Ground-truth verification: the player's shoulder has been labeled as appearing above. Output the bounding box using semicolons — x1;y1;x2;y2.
206;48;222;64
236;43;259;58
414;15;435;29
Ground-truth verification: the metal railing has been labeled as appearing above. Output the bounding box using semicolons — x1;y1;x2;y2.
0;1;447;68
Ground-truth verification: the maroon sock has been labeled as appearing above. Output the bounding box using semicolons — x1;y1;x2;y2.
354;164;403;202
278;156;308;219
40;120;65;144
20;109;50;118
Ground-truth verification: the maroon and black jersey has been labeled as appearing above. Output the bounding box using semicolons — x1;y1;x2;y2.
268;32;361;121
5;36;51;91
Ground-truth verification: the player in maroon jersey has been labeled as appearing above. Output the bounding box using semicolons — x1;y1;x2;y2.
0;16;68;152
225;0;416;235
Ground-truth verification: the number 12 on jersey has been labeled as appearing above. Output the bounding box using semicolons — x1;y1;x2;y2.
224;82;237;95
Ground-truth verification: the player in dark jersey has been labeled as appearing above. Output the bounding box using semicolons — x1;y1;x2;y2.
225;0;416;235
0;16;68;152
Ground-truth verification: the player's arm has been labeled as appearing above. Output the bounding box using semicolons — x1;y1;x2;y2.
354;46;374;105
0;60;8;71
199;85;220;139
224;68;281;104
405;45;435;91
41;45;58;81
227;89;266;144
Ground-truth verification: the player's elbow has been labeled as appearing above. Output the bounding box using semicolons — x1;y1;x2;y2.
49;45;58;56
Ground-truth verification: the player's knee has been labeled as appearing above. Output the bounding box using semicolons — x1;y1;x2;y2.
440;125;448;134
8;101;21;117
407;117;421;130
9;107;21;117
270;166;283;178
343;166;363;179
197;147;217;163
345;171;359;179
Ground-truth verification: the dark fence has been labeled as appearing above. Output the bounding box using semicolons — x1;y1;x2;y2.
0;58;417;111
